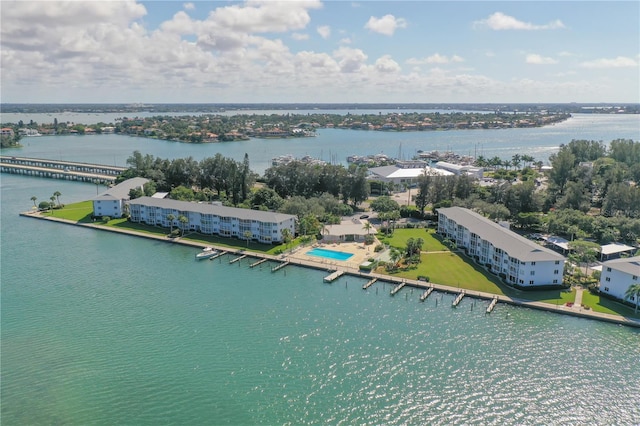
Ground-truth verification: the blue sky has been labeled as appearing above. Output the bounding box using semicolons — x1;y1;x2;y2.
1;1;638;103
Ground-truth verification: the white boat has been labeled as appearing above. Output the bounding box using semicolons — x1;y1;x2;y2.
195;247;218;260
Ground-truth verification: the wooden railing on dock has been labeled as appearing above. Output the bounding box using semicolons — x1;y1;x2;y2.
323;270;344;283
390;281;406;296
229;254;247;264
362;278;378;290
452;291;465;307
250;258;268;268
420;286;434;301
271;261;290;272
486;297;498;313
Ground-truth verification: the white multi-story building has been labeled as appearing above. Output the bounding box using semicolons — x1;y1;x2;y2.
438;207;565;286
128;197;296;244
93;177;149;218
599;256;640;302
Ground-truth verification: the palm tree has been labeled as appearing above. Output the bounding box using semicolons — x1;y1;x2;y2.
363;221;372;235
30;196;37;208
511;154;522;170
521;154;535;168
166;213;176;233
389;248;402;270
281;228;292;250
53;191;62;207
49;196;56;212
243;230;252;247
624;283;640;313
178;215;189;236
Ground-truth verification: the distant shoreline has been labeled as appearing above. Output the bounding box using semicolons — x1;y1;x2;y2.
19;209;640;329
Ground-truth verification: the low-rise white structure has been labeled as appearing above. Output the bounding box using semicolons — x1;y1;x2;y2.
438;207;565;286
128;197;296;244
368;162;453;187
434;161;484;178
599;256;640;302
93;177;149;218
321;219;371;243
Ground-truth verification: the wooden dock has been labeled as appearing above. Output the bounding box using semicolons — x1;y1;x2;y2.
250;258;268;268
420;287;434;301
271;261;290;272
362;278;378;290
452;291;465;307
390;281;406;296
229;254;247;264
486;297;498;313
209;251;227;260
323;270;344;283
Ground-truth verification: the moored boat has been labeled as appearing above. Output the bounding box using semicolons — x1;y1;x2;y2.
195;247;218;260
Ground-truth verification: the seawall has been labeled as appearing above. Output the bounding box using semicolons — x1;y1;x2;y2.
19;210;640;329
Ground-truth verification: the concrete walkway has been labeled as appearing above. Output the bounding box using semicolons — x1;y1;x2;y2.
573;287;584;309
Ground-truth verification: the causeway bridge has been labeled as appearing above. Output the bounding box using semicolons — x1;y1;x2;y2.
0;156;127;183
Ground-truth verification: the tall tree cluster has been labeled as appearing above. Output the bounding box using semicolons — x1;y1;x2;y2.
118;151;256;206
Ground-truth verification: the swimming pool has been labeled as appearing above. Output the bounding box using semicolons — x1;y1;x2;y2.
306;247;354;261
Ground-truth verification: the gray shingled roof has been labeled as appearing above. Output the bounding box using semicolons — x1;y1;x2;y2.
602;256;640;276
94;177;149;201
129;196;296;223
439;207;564;262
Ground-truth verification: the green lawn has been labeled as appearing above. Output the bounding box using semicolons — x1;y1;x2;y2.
48;201;94;222
523;288;576;306
388;252;510;294
377;228;449;252
580;291;640;319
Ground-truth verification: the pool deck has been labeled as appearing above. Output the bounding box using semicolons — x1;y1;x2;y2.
19;210;640;329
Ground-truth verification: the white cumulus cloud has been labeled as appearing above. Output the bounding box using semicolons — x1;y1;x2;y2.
580;56;638;68
317;25;331;39
407;53;464;65
364;14;407;36
474;12;565;30
526;54;558;64
375;55;401;73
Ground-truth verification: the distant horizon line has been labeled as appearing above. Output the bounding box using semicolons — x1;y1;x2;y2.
2;102;639;106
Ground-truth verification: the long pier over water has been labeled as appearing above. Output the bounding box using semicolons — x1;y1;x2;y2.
0;156;126;183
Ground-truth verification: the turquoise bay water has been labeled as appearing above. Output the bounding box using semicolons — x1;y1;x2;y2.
2;115;640;424
2;175;639;425
3;113;639;174
307;248;354;261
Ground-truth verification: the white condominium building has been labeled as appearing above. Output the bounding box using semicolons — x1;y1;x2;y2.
93;177;149;218
599;256;640;302
438;207;565;286
128;197;296;244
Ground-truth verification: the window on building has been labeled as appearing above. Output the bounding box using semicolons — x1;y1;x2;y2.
554;270;559;275
529;280;534;284
604;287;609;292
606;267;611;272
531;261;536;265
530;271;535;275
605;277;610;282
